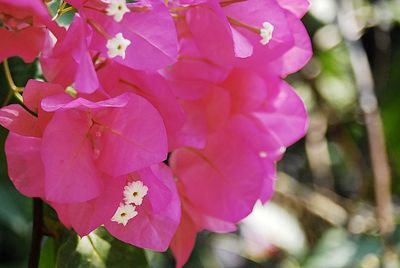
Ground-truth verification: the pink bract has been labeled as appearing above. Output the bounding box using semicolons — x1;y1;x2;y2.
106;164;181;251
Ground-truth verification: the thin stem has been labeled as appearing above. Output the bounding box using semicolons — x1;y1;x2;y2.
3;59;17;90
52;1;68;21
28;198;43;268
2;60;24;104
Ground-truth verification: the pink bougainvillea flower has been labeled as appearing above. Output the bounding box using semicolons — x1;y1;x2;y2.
105;164;181;251
71;0;178;71
53;163;182;249
222;0;294;61
40;93;168;203
0;0;62;62
4;125;181;252
0;90;179;252
165;0;312;90
169;0;295;67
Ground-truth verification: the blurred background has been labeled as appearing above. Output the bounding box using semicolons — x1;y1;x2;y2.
2;0;400;267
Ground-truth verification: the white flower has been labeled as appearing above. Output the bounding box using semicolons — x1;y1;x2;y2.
111;203;138;226
106;33;131;59
259;151;268;158
260;21;274;45
106;0;130;22
123;180;148;206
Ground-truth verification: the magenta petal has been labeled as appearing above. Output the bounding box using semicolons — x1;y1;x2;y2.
118;1;178;70
277;0;310;18
259;160;277;203
5;132;45;198
106;164;181;251
51;175;125;236
96;94;168;176
0;105;40;137
222;68;267;114
186;5;235;65
137;167;172;213
253;80;308;147
268;10;312;77
231;26;253;58
163;37;231;94
98;65;185;151
171;122;264;222
170;211;197;268
41;93;130;112
41;111;103;203
74;51;99;94
224;0;295;69
0;27;46;63
182;199;237;233
40;14;98;93
23;80;64;113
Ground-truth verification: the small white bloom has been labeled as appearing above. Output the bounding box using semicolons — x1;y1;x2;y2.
260;21;274;45
111;203;138;226
106;33;131;59
123;180;148;206
259;151;268;158
106;0;130;22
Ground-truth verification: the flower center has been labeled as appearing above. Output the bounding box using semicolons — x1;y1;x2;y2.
106;32;131;59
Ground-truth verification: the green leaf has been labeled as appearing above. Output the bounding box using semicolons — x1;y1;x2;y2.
56;227;149;268
39;238;57;268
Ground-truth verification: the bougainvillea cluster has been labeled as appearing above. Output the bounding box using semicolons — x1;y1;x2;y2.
0;0;311;266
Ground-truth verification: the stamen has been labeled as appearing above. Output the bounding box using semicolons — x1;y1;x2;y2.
260;21;274;45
